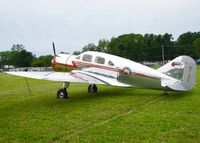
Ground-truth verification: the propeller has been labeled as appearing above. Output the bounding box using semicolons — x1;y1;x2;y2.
52;42;56;56
51;42;57;71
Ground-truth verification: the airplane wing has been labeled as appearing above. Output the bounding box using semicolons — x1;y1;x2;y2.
5;71;131;87
72;70;131;87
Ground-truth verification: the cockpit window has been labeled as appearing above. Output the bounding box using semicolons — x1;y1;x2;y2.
108;61;114;66
95;56;105;64
82;54;92;62
76;56;81;60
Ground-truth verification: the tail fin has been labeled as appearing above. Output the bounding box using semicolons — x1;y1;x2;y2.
157;56;196;91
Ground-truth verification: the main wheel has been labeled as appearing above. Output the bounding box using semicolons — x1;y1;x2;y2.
88;84;97;93
57;88;68;99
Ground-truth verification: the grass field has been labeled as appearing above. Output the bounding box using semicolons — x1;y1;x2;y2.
0;66;200;143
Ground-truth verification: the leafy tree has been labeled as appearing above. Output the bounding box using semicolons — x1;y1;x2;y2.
32;55;53;67
80;32;200;62
0;51;9;68
108;34;146;61
82;43;97;52
175;32;200;57
193;37;200;59
11;44;25;52
73;51;81;55
161;33;174;60
9;44;34;67
96;39;109;52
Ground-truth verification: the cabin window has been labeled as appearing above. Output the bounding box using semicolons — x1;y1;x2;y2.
76;56;81;60
82;54;92;62
95;56;105;64
108;61;114;66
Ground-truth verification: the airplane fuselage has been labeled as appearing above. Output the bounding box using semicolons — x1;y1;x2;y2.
52;51;176;90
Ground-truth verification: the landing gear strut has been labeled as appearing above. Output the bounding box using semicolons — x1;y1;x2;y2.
57;82;70;99
88;84;97;93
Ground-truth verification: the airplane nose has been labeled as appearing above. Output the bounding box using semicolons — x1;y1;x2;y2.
51;56;56;64
51;56;57;70
51;54;77;71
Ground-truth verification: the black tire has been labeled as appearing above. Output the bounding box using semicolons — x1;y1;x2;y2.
57;88;68;99
88;84;97;93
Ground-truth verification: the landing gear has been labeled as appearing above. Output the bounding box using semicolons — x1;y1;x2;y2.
57;82;70;99
163;91;169;95
56;83;97;99
88;84;97;93
57;88;68;99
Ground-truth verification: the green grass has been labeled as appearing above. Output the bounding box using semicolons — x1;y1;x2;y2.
0;66;200;143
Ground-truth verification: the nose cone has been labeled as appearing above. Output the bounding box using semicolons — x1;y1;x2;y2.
51;54;70;65
51;56;57;70
51;54;77;71
51;56;56;65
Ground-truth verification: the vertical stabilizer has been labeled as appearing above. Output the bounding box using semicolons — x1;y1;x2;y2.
158;56;196;91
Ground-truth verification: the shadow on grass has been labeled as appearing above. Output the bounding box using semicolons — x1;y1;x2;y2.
1;84;193;111
69;86;162;100
26;86;191;104
15;87;160;107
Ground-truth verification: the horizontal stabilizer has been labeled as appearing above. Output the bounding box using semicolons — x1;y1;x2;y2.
161;79;187;91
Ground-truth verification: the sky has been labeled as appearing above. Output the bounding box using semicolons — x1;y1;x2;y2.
0;0;200;56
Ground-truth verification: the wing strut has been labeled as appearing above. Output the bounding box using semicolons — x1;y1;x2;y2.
25;78;31;93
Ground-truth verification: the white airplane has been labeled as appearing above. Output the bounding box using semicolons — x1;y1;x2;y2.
6;43;197;99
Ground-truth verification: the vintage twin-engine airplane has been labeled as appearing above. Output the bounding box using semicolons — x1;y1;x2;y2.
6;43;196;99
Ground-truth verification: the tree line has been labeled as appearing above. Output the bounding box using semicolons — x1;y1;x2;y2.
74;31;200;62
0;44;52;68
0;31;200;68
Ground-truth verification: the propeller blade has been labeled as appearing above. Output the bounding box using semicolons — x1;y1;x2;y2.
52;42;56;56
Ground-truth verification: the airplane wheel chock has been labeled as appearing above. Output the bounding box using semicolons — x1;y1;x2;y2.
57;88;68;99
88;84;97;93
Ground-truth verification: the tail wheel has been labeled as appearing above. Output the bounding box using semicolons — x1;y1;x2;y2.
88;84;97;93
57;88;68;99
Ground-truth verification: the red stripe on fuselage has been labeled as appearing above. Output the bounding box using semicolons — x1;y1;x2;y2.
75;61;160;81
53;60;160;81
74;61;122;72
